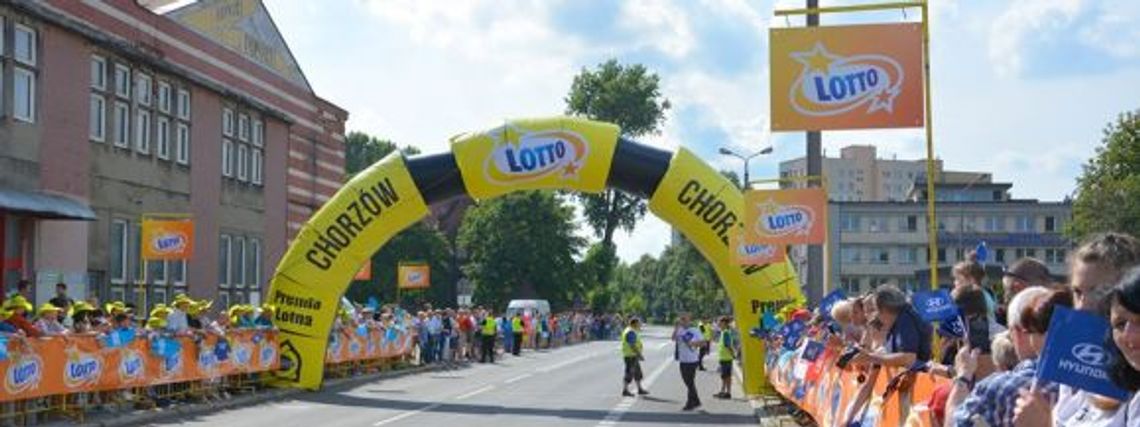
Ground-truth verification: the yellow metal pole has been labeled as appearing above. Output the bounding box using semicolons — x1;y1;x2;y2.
921;1;938;290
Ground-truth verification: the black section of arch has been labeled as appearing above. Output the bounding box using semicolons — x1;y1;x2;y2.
607;136;672;199
404;152;467;205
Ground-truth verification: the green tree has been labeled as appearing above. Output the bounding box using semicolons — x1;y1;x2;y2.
459;191;585;310
565;59;670;286
1071;110;1140;239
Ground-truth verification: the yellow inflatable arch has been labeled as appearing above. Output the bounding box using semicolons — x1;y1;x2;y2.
266;117;804;394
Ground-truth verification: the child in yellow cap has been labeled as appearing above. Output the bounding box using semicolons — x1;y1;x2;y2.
34;303;68;335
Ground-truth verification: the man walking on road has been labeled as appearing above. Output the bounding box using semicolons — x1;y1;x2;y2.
621;318;649;397
481;310;497;363
511;313;524;356
674;313;706;411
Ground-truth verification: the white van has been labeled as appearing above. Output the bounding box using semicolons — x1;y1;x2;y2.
505;299;551;319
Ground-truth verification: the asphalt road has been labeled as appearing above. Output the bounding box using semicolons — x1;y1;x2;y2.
148;326;757;427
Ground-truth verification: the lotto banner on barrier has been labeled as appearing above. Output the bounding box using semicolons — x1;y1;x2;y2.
266;151;429;390
141;218;194;260
770;23;924;131
766;341;946;427
450;117;621;200
743;188;828;246
397;263;430;290
1;330;279;402
325;326;416;364
649;147;804;394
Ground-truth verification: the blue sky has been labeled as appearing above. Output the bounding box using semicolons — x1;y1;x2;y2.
265;0;1140;263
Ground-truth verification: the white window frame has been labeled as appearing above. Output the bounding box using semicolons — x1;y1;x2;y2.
156;117;170;160
113;102;130;148
222;108;234;137
89;94;106;142
235;236;247;288
219;234;232;288
114;64;131;99
152;287;167;309
250;238;262;289
150;260;167;285
238;114;250;142
252;149;264;185
91;55;107;90
13;67;35;123
171;260;187;286
175;123;190;165
135;109;151;154
111;219;129;284
135;73;152;106
222;139;234;177
176;88;190;120
14;24;36;66
252;120;264;147
237;144;249;181
157;81;171;114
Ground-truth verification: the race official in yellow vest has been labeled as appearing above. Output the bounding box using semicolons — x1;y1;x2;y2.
621;318;649;397
714;316;739;399
480;311;497;364
698;320;713;370
511;314;524;356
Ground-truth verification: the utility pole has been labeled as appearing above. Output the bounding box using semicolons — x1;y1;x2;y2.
805;0;824;305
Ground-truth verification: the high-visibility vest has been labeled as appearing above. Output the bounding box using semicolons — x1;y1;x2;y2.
718;330;735;362
621;327;642;358
700;322;713;341
512;317;523;332
482;317;496;336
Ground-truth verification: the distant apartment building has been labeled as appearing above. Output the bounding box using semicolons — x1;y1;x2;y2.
779;145;988;202
0;0;347;311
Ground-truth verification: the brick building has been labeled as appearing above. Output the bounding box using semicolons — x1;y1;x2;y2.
0;0;346;311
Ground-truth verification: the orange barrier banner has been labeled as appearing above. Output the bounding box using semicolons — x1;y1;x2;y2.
324;326;415;364
1;330;278;402
766;342;945;427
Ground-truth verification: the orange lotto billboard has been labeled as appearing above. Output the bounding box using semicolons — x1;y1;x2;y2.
770;23;924;131
141;219;194;260
398;263;430;289
743;188;827;246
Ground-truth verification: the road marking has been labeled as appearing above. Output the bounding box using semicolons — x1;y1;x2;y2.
594;358;673;427
505;373;532;384
657;341;673;350
537;352;598;373
372;402;442;426
455;385;496;400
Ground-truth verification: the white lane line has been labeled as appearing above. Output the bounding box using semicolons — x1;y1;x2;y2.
657;341;672;350
455;385;496;400
594;358;673;427
537;352;599;373
505;373;533;384
372;402;442;426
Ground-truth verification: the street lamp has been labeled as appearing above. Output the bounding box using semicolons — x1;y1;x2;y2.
718;146;774;189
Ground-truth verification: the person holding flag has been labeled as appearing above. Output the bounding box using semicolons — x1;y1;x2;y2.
620;317;648;397
714;316;739;400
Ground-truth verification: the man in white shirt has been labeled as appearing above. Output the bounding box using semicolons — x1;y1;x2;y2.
674;313;707;411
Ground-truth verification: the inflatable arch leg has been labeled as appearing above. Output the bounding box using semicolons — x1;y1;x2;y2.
266;117;804;393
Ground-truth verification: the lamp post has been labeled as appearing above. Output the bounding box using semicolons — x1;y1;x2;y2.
717;146;773;189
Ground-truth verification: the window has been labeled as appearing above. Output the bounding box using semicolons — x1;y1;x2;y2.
252;149;264;185
868;217;887;233
91;56;107;90
222;139;234;177
1045;216;1056;232
996;249;1006;263
841;277;861;294
252;120;264;147
1046;248;1067;264
89;94;106;141
223;108;234;137
219;234;231;288
250;239;262;289
14;68;35;122
135;109;151;154
157;82;171;114
237;144;249;181
1015;248;1026;259
1016;216;1034;232
937;248;946;263
109;287;126;306
175;123;190;165
218;291;231;310
111;220;128;284
135;74;152;106
238;114;250;141
985;216;1004;232
113;102;130;148
114;65;131;99
955;247;966;262
907;215;918;232
899;247;917;264
14;25;36;66
841;246;862;264
171;260;186;286
234;237;246;288
840;214;861;232
148;259;167;285
151;288;167;311
156;117;170;160
176;89;190;120
872;247;890;264
234;292;246;305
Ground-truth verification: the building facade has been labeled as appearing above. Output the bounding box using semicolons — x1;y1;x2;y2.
0;0;346;311
779;145;988;202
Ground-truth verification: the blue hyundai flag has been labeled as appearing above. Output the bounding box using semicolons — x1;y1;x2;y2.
801;340;825;362
819;289;846;320
938;317;965;338
912;289;960;322
1036;306;1129;400
975;241;989;263
781;320;806;350
150;337;182;359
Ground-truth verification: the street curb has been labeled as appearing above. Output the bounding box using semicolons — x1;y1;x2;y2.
59;363;461;427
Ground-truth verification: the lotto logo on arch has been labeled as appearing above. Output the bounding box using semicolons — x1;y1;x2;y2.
770;23;924;131
743;188;827;246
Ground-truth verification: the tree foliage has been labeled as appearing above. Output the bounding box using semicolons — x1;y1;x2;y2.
565;59;670;286
1071;110;1140;239
458;191;585;310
